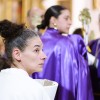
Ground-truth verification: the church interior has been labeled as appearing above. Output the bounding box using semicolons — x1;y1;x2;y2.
0;0;100;40
0;0;100;100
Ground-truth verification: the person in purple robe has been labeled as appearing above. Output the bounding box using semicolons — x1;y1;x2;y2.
89;38;100;99
89;39;100;77
32;5;94;100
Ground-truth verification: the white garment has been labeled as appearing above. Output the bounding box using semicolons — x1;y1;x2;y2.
87;52;95;65
87;52;99;68
0;68;50;100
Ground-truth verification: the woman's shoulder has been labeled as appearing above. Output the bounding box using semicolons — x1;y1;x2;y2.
69;34;83;41
54;35;74;51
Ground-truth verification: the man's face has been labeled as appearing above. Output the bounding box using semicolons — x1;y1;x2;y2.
28;8;44;29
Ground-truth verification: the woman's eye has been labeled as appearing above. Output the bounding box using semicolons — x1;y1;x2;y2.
65;17;69;20
65;17;71;20
65;17;68;19
34;49;39;53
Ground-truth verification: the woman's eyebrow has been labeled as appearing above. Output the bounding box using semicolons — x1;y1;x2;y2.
33;45;41;48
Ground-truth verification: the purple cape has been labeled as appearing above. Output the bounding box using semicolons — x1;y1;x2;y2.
33;28;94;100
89;39;100;78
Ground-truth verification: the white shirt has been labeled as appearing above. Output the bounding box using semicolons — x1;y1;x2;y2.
0;68;50;100
87;52;99;68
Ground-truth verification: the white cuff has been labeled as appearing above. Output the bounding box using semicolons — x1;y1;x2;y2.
87;52;95;65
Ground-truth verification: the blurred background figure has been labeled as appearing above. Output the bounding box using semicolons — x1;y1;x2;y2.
72;27;100;100
89;38;100;100
72;28;83;38
27;7;44;36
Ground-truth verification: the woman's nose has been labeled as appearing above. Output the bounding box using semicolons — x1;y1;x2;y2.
41;51;47;60
69;19;72;25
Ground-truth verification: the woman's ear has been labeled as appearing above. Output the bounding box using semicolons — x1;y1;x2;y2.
12;48;21;61
50;16;57;29
50;16;56;24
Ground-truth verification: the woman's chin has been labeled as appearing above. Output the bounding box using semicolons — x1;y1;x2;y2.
37;68;43;72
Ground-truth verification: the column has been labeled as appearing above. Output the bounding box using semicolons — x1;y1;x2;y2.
22;0;31;23
70;0;92;33
4;0;12;20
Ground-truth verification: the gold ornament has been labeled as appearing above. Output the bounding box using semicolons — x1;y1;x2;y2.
53;23;57;30
79;8;92;52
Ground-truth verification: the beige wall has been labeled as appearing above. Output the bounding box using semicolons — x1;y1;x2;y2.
0;0;71;23
0;0;42;23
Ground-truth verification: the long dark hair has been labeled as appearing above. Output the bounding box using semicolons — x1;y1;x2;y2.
37;5;67;29
0;20;39;71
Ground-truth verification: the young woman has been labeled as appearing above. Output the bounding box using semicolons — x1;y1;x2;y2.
33;5;94;100
0;20;50;100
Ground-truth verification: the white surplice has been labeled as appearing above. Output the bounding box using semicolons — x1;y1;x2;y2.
0;68;50;100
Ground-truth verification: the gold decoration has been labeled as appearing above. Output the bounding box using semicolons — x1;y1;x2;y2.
79;8;91;38
53;23;57;30
79;8;92;52
32;13;42;27
79;8;91;25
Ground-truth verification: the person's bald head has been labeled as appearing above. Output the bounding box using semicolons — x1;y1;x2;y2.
27;7;44;30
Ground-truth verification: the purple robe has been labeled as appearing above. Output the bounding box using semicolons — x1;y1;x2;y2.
68;34;87;59
89;39;100;78
88;39;100;98
33;28;94;100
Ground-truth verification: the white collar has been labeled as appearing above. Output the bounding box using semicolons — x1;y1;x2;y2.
1;68;29;76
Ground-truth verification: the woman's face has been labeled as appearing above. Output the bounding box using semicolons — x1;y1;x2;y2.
19;36;46;75
55;9;72;33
